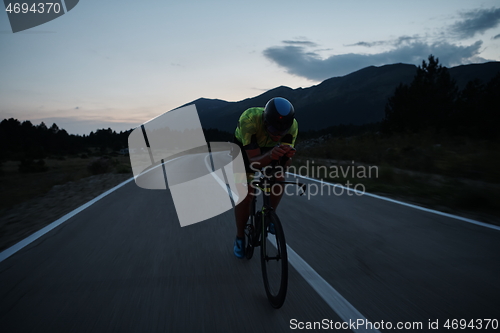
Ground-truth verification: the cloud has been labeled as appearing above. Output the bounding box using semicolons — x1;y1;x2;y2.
449;7;500;39
346;35;421;48
263;41;487;80
0;30;56;34
346;41;384;47
264;7;498;81
282;40;318;47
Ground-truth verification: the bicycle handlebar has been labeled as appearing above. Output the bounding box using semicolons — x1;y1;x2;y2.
253;155;307;196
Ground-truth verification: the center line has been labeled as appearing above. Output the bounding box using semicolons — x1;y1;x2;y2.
268;237;380;333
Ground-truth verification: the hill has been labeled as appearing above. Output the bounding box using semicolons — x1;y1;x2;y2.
184;62;500;132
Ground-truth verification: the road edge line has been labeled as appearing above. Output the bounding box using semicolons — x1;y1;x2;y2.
288;173;500;232
0;177;135;263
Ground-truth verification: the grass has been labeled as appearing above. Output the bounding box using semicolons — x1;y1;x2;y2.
0;154;132;215
300;131;500;183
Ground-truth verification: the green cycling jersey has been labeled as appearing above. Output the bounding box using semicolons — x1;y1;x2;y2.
234;107;298;148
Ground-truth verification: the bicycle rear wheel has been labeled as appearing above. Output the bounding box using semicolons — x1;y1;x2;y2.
260;211;288;308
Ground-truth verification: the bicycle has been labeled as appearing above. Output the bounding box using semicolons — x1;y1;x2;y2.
244;161;307;308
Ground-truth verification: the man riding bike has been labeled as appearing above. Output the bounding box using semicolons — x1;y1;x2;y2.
233;97;298;258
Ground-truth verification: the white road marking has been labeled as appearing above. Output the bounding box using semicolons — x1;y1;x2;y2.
268;237;381;332
289;173;500;232
0;177;135;262
0;157;184;263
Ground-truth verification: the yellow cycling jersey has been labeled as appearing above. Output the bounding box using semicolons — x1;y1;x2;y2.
234;107;298;148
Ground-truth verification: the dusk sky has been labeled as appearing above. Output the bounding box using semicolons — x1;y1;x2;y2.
1;0;499;135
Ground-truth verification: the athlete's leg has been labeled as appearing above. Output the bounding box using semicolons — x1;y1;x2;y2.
270;159;292;211
234;182;255;238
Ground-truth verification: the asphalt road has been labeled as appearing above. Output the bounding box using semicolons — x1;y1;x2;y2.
1;155;499;332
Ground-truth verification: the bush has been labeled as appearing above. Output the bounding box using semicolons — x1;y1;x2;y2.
115;164;132;174
87;157;112;175
25;146;47;159
378;165;395;182
18;159;48;173
451;187;497;211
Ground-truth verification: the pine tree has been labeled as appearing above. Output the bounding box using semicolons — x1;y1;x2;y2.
382;55;458;134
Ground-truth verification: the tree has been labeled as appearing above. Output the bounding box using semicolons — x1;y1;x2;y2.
452;79;484;137
382;55;458;134
481;72;500;139
452;72;500;139
49;123;60;133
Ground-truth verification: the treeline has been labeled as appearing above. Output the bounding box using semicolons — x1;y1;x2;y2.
0;119;132;160
0;118;235;161
298;123;381;141
382;55;500;139
203;128;233;142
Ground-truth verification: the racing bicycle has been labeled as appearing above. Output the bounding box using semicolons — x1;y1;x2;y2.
244;161;307;308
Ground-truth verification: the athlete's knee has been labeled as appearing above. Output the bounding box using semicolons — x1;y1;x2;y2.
270;184;285;197
236;186;254;205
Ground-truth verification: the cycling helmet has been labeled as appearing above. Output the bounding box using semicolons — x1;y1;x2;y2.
263;97;295;136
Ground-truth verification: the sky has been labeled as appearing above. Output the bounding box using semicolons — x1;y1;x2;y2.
1;0;499;135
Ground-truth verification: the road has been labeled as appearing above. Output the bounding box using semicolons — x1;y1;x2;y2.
1;154;499;332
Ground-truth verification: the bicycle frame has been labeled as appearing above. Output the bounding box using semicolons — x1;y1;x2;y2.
249;163;307;246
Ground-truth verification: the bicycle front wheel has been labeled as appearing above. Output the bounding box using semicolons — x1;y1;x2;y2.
244;218;255;260
260;211;288;308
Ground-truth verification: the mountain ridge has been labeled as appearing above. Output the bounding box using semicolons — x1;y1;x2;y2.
182;62;500;132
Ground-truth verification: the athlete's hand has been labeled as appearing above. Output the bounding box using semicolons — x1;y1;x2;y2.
281;145;296;158
270;145;286;160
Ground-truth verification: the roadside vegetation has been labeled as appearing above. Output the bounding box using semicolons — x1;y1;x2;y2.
291;153;500;225
0;152;132;216
297;131;500;183
294;55;500;224
0;121;234;216
0;119;134;215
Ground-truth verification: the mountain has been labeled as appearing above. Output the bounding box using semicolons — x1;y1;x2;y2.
183;62;500;132
448;62;500;89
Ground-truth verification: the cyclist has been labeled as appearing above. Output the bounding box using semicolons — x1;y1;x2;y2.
233;97;298;258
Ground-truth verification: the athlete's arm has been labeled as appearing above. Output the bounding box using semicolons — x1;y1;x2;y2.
245;146;287;171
